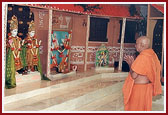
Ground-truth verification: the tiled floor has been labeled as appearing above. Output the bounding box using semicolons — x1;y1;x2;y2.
3;70;165;112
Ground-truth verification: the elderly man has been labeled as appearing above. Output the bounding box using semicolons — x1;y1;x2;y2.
123;36;162;111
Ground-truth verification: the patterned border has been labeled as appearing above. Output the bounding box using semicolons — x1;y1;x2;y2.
70;46;85;52
70;46;136;64
70;46;85;64
70;61;84;64
87;46;99;52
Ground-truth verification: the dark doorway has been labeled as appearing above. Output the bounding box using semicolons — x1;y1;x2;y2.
152;19;164;85
152;19;163;62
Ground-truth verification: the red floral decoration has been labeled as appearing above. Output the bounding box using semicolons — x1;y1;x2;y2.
68;31;72;34
15;62;20;66
64;38;68;41
64;62;67;66
59;53;64;58
34;35;36;38
28;45;32;49
51;56;55;59
33;55;38;62
33;55;37;58
65;46;71;50
51;48;54;51
66;54;69;57
15;58;19;61
8;33;11;36
36;45;39;48
67;39;70;42
18;48;22;51
54;47;59;50
8;37;12;40
33;58;38;62
11;47;15;51
27;40;32;43
53;63;58;67
52;39;56;42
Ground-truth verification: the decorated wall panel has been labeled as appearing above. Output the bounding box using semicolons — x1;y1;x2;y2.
70;46;85;65
70;45;136;70
52;11;72;30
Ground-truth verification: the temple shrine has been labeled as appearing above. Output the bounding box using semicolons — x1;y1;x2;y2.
2;3;165;112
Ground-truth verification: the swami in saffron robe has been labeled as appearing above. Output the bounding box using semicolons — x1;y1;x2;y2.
122;49;162;111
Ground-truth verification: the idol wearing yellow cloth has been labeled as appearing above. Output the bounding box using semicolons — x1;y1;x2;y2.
24;20;41;71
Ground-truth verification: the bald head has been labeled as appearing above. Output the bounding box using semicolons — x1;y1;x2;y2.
138;36;150;48
135;36;150;52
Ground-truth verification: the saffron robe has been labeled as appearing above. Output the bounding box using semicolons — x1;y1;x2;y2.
123;49;162;111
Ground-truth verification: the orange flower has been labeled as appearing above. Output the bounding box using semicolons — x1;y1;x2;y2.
15;58;19;61
15;62;20;66
36;44;39;48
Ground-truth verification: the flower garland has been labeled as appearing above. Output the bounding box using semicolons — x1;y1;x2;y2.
30;37;41;63
8;35;22;66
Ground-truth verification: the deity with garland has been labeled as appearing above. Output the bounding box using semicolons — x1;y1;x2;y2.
5;15;25;88
24;20;42;72
96;44;109;67
50;31;72;73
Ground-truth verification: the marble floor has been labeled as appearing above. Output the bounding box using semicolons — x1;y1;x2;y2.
3;70;165;112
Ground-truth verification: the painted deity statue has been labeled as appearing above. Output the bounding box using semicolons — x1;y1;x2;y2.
5;15;24;88
99;52;107;66
24;20;41;72
96;44;109;67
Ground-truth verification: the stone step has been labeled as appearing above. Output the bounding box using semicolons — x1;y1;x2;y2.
5;72;164;111
94;67;115;73
4;72;127;111
49;71;76;81
15;71;41;85
4;74;101;104
4;71;98;97
42;81;124;111
74;87;124;111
